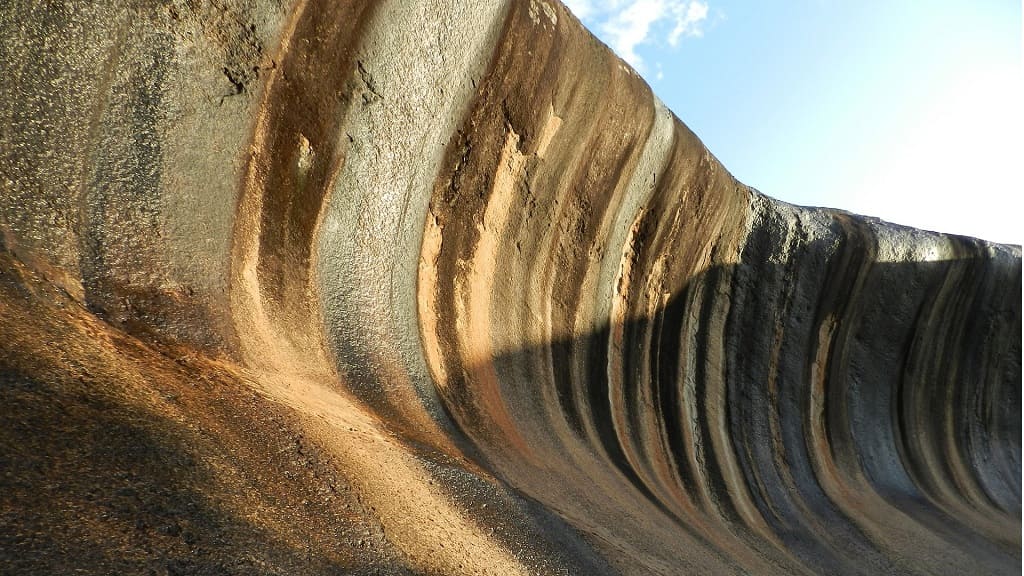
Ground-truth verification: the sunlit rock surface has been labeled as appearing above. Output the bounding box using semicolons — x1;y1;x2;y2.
1;1;1019;574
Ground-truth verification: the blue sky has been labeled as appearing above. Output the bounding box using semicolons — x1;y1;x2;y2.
564;1;1023;245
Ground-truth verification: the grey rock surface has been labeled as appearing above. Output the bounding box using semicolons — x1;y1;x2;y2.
1;1;1019;574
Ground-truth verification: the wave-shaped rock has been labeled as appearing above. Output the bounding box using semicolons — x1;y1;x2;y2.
1;1;1019;574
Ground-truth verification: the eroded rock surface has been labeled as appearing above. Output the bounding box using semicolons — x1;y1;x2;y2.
1;1;1019;574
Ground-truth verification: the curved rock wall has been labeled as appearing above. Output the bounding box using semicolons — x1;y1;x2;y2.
1;0;1019;574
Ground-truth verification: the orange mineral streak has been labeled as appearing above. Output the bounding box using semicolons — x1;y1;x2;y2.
455;129;536;460
417;213;450;395
226;2;529;574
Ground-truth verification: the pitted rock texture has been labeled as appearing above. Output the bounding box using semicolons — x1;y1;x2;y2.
1;1;1020;574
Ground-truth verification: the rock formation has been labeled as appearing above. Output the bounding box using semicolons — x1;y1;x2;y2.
1;1;1019;574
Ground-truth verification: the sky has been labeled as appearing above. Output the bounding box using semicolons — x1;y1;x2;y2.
563;0;1023;245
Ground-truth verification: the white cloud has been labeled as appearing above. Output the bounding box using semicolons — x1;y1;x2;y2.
564;1;711;70
600;0;667;68
668;1;708;45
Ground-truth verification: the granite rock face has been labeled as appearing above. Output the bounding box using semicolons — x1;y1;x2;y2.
1;1;1019;574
